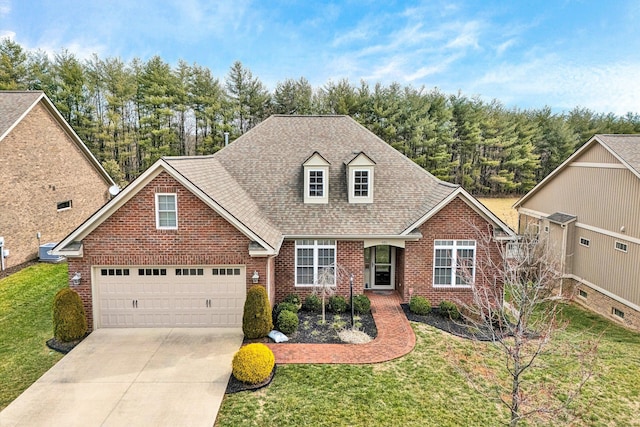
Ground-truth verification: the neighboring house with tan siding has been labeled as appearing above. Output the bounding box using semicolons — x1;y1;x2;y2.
0;91;115;270
514;134;640;330
52;115;514;330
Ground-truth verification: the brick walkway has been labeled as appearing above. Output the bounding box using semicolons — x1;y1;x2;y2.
266;291;415;364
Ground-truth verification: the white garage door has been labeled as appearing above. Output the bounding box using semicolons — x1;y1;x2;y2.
94;266;246;328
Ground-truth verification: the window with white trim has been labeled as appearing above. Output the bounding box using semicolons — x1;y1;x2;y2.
579;237;590;247
156;193;177;229
308;170;325;197
295;240;336;286
433;240;476;286
615;241;628;253
353;170;369;197
57;200;72;211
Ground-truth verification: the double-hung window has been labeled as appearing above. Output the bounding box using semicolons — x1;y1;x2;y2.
295;240;336;286
353;170;369;197
308;170;325;198
156;193;177;229
433;240;476;286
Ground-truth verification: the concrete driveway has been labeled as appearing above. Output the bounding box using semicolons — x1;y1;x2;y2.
0;328;243;427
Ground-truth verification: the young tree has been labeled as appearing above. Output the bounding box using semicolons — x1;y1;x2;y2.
0;38;28;89
456;226;598;427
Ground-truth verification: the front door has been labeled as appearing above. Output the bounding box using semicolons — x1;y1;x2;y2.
364;245;395;290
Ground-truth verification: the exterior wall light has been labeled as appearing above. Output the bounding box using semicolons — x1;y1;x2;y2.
252;271;259;284
71;272;82;286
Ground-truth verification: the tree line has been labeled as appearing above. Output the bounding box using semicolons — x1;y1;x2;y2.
2;38;639;193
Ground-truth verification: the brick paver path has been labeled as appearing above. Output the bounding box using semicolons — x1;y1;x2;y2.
266;291;415;364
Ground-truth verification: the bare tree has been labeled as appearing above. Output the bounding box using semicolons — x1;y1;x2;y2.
455;225;599;427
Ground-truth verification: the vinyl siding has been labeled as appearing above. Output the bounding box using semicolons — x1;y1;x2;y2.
572;228;640;307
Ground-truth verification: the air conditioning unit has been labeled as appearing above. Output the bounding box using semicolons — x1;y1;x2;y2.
39;243;65;263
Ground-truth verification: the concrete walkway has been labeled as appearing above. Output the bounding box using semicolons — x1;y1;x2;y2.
0;328;243;427
266;291;415;364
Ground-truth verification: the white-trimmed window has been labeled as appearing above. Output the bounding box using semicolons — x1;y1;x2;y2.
353;169;369;197
579;237;590;247
155;193;177;229
433;240;476;286
615;241;628;253
57;200;72;211
295;239;336;286
308;170;325;198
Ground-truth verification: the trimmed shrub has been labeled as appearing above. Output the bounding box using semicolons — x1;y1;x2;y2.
409;296;431;316
439;300;461;320
277;310;299;335
352;294;371;314
232;343;275;384
303;294;323;312
242;285;273;339
272;302;299;324
52;288;87;342
283;293;302;308
328;295;347;313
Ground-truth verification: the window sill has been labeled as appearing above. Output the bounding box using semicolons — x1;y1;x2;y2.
432;285;473;289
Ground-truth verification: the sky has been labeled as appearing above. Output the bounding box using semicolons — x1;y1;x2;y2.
1;0;639;115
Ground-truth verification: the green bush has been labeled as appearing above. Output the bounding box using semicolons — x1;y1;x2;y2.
303;294;323;312
232;343;275;384
328;295;347;313
52;288;87;342
272;302;299;324
277;310;299;335
409;296;431;316
283;293;302;307
439;300;461;320
352;294;371;314
242;285;273;339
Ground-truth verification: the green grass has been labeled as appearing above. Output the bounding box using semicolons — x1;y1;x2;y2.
0;263;68;409
216;303;640;427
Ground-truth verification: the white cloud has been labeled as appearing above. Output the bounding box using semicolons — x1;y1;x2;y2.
0;30;15;40
0;0;9;17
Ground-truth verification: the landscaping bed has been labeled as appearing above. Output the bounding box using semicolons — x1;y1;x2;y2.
401;304;496;341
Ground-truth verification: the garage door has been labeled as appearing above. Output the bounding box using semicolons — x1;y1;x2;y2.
94;266;246;328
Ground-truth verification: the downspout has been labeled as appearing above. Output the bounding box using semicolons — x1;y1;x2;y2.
0;237;4;271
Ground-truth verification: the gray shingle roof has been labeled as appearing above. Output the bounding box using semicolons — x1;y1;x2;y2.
0;91;43;140
166;116;457;246
546;212;576;225
597;134;640;174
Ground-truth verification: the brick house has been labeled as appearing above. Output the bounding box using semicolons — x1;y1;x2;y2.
0;91;114;270
514;134;640;330
53;115;514;330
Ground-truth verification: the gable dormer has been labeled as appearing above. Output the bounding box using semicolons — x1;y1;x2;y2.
346;152;375;204
303;151;330;204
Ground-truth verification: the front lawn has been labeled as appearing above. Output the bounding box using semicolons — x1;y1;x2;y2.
0;263;67;409
216;304;640;426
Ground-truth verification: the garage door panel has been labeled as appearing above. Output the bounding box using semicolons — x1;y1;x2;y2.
95;265;246;328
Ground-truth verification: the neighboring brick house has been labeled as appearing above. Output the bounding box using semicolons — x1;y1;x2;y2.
514;134;640;330
53;115;514;330
0;91;114;270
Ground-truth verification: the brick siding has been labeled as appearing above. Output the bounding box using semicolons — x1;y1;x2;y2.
0;102;109;268
566;278;640;331
69;171;268;329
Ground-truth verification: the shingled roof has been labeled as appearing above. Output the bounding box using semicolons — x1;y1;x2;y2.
0;91;44;140
165;115;459;241
597;134;640;175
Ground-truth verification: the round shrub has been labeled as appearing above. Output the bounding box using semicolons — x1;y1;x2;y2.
277;310;299;335
439;300;461;320
303;294;323;312
409;296;431;316
283;293;302;308
232;343;275;385
53;288;87;342
352;294;371;314
242;285;273;339
328;295;347;313
272;302;299;324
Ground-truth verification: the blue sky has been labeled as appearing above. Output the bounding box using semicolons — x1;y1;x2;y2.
1;0;639;115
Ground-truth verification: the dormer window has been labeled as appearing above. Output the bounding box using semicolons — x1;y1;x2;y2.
347;152;375;204
303;152;330;204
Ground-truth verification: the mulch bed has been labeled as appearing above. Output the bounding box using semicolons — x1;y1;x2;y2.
46;333;90;354
401;304;496;341
225;366;277;394
0;260;39;280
